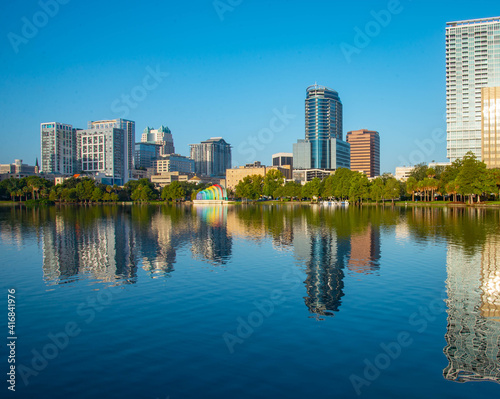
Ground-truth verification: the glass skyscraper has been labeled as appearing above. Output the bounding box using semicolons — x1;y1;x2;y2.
305;84;343;169
293;84;349;170
446;17;500;162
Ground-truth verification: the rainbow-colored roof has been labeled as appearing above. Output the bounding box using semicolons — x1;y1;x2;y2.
196;184;228;201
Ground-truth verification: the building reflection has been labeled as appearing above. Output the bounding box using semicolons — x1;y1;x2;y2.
348;223;381;274
191;205;232;266
292;208;382;317
42;210;137;285
300;229;349;316
443;237;500;383
138;210;193;277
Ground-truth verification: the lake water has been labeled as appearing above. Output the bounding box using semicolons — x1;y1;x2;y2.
1;204;499;398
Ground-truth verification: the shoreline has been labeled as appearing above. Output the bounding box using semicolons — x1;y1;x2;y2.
2;200;500;208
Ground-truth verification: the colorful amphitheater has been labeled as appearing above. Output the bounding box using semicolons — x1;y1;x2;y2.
193;184;229;204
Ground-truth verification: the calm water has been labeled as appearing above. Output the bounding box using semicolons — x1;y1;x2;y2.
1;204;499;399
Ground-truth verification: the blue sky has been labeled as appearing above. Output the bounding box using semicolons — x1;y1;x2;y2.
0;0;498;173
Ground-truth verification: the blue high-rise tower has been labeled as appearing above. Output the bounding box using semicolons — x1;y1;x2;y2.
306;84;343;169
293;84;349;170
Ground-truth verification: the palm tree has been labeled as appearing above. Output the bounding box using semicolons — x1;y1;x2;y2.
445;181;458;202
22;187;30;201
406;177;417;201
427;178;439;202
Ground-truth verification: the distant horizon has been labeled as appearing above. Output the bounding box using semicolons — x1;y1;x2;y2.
1;1;498;173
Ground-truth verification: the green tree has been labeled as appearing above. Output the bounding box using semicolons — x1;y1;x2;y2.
91;187;103;202
456;152;495;204
235;175;263;200
349;173;370;204
161;181;186;201
409;163;428;181
76;179;95;203
131;184;156;202
301;178;322;200
61;188;78;202
370;177;384;202
333;168;353;199
445;180;459;202
263;169;284;197
383;177;400;204
405;176;417;201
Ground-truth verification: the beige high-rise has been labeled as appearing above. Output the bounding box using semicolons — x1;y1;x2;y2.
346;129;380;178
482;87;500;168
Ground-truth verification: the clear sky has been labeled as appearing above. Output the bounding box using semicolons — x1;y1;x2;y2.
0;0;498;173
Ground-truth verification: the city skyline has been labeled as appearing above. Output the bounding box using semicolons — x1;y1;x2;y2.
1;1;499;173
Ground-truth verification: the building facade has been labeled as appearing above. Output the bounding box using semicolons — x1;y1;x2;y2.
135;143;162;169
88;119;135;181
141;125;175;156
482;86;500;168
346;129;380;178
76;126;126;186
40;122;77;175
154;154;195;174
189;137;231;177
272;153;293;168
446;17;500;162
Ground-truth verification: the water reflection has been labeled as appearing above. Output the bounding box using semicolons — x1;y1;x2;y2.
42;208;137;285
300;229;348;316
191;205;232;266
1;204;500;384
443;236;500;383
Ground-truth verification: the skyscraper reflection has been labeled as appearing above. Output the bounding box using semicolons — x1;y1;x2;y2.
42;209;137;285
301;229;349;316
348;223;381;274
443;237;500;383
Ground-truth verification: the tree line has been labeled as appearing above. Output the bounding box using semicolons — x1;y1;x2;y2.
405;152;500;204
0;176;209;204
235;152;500;204
234;168;403;203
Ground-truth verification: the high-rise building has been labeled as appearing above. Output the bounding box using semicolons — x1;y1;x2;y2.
482;86;500;168
135;143;162;169
40;122;77;175
446;17;500;162
88;119;135;181
306;84;343;167
141;125;175;156
293;84;350;170
189;137;231;177
346;129;380;178
76;126;126;186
